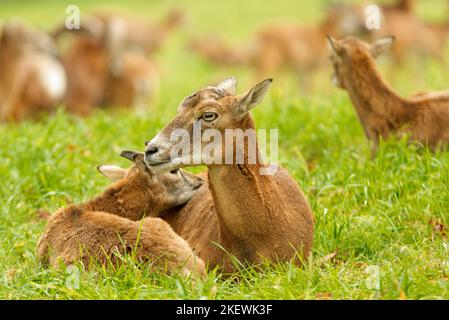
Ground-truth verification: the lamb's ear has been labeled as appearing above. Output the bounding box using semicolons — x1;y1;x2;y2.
216;77;237;95
97;165;127;181
235;79;272;118
371;36;395;58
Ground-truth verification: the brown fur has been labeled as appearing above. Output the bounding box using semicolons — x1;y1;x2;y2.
321;1;448;63
376;9;448;62
53;17;159;115
37;153;205;276
104;51;159;111
347;0;449;63
382;0;415;13
59;34;108;116
189;5;364;78
145;79;314;272
189;35;253;67
0;21;66;122
328;36;449;154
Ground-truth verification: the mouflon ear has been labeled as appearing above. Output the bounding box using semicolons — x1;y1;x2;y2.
216;77;238;95
370;36;395;58
235;78;273;118
97;165;127;181
120;150;143;162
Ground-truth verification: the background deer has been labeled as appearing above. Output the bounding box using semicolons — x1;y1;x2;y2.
93;8;186;55
37;151;205;276
0;21;66;122
189;4;365;80
328;35;449;155
143;78;314;272
52;15;159;115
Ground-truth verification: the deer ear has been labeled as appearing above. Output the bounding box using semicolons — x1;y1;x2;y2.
97;165;127;181
371;36;395;58
235;79;272;118
216;77;237;95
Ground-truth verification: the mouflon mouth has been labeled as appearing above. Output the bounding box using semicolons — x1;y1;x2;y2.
144;157;184;174
143;155;170;166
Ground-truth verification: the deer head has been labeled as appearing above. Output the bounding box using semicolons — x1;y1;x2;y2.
327;35;395;88
144;78;273;172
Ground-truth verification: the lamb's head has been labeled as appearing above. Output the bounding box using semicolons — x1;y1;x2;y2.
97;150;203;215
327;35;395;89
143;77;273;172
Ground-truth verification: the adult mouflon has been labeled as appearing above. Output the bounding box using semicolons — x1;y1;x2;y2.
144;78;314;272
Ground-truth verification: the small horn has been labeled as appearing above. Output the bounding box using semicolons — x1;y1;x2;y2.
120;150;144;162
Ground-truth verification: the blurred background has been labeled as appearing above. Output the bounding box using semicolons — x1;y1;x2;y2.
1;0;449;122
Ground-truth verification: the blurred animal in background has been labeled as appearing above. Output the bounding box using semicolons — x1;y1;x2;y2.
104;51;159;112
189;3;366;82
189;35;253;67
372;0;449;63
0;21;66;122
93;8;186;55
334;0;449;63
51;10;181;116
189;0;449;79
328;35;449;155
52;16;112;116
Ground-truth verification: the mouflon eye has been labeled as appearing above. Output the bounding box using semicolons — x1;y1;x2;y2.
201;112;218;122
170;169;179;175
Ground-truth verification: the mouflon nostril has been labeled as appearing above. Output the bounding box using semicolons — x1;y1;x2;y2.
145;145;159;156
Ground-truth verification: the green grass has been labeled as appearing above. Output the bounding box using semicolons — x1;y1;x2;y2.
1;0;449;299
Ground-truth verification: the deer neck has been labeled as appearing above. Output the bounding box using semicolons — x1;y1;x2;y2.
344;56;410;129
206;115;277;249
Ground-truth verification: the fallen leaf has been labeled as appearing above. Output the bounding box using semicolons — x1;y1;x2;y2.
316;292;332;300
67;143;77;152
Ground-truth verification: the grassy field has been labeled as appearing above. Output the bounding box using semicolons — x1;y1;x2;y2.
1;0;449;299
